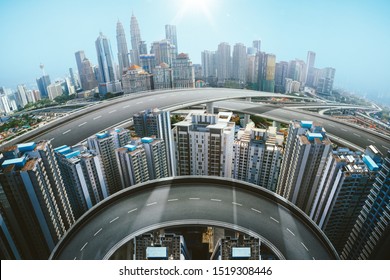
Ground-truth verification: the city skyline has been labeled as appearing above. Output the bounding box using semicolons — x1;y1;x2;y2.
1;0;389;105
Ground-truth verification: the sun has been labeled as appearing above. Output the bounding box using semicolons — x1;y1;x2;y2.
172;0;217;26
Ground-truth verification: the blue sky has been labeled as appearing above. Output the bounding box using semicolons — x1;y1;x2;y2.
1;0;389;104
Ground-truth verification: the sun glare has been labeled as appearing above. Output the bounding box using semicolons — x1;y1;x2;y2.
173;0;216;27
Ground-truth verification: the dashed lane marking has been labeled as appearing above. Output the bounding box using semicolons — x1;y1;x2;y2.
189;197;200;200
94;228;102;236
168;199;179;202
109;217;119;223
287;228;295;236
80;242;88;251
78;122;87;127
301;242;309;251
128;208;137;213
251;208;262;214
232;202;243;207
109;110;117;114
211;199;222;202
63;129;71;135
93;116;102;120
270;217;280;223
367;139;375;143
146;202;157;206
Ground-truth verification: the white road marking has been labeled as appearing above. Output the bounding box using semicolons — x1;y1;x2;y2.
301;242;309;251
341;128;348;132
80;242;88;251
168;199;179;202
189;197;200;200
136;101;143;104
94;228;103;236
211;199;222;202
328;124;335;127
49;138;55;142
251;208;262;214
382;145;390;150
63;129;71;135
109;110;117;114
146;202;157;206
367;139;375;143
128;208;137;213
232;202;243;207
270;217;280;223
78;122;87;127
109;217;119;223
353;133;361;137
93;116;102;120
286;228;295;236
123;105;131;108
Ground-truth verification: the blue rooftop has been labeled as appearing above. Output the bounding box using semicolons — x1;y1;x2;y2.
232;247;251;258
362;155;379;171
64;151;81;159
2;157;26;168
17;142;36;152
96;132;109;139
141;137;154;143
57;147;72;155
307;132;323;141
124;144;137;152
146;247;167;259
300;121;313;129
54;145;68;152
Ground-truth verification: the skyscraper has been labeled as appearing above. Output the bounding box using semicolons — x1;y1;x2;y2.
130;13;142;65
274;61;288;93
276;120;332;214
173;111;235;177
305;51;316;87
172;53;195;89
201;50;217;80
133;108;175;176
253;40;261;52
87;132;122;195
231;123;283;192
216;42;232;82
232;43;247;84
165;24;178;55
95;32;121;94
0;141;75;259
310;148;378;252
258;53;276;92
16;84;29;109
142;137;169;180
116;20;131;75
55;145;109;220
341;150;390;260
36;74;51;99
150;39;176;66
316;67;336;95
75;50;98;91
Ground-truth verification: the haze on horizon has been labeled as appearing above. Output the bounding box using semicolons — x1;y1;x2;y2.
0;0;389;105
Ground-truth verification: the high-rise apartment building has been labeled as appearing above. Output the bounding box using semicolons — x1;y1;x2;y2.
232;43;247;84
274;61;288;93
231;123;283;192
276;120;332;214
216;42;232;82
152;63;173;90
246;54;258;85
133;108;174;176
305;51;316;87
142;137;169;180
75;50;98;91
211;236;260;260
201;50;217;80
47;82;63;100
130;13;142;66
116;143;150;188
0;141;75;259
55;145;108;220
150;39;176;66
16;85;28;109
253;40;261;52
258;53;276;92
116;20;131;75
341;150;389;260
310;148;379;252
165;24;178;55
95;32;121;94
87;132;122;195
139;54;157;74
316;67;336;95
173;111;235;177
172;53;195;89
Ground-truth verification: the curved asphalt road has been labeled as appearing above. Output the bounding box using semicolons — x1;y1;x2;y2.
50;177;338;260
20;88;388;154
